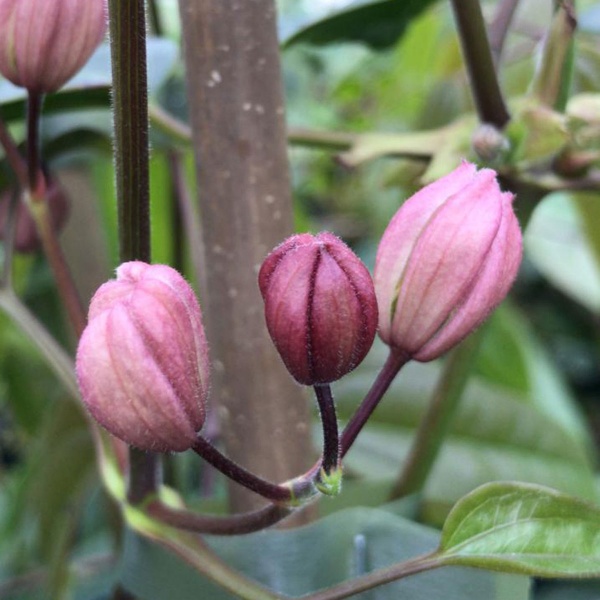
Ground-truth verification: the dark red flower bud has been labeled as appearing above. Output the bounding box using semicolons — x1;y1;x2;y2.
259;232;378;385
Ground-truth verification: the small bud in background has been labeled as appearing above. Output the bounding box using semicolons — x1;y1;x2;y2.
259;232;378;386
0;0;107;94
375;161;522;362
76;262;210;452
471;124;510;164
0;177;69;253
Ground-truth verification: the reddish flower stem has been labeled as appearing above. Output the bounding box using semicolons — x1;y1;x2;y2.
314;384;340;476
192;436;316;505
341;350;408;458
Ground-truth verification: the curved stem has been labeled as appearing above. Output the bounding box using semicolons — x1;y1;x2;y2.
450;0;510;127
341;350;408;458
192;436;317;505
0;289;79;398
146;499;293;535
303;553;442;600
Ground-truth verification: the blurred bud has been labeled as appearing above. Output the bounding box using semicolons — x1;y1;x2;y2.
76;262;210;452
0;0;107;93
0;178;69;253
471;124;509;163
375;161;522;361
259;232;378;385
553;148;599;178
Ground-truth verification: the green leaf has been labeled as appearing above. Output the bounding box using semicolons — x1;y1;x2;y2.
439;482;600;577
525;192;600;313
283;0;441;50
121;505;530;599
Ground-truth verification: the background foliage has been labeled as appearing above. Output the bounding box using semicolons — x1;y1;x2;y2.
1;0;600;598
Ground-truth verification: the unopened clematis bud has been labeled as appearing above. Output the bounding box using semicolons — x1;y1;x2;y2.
375;161;522;361
259;232;378;386
0;0;107;93
76;262;210;452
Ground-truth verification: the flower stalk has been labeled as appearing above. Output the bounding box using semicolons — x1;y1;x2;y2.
107;0;156;504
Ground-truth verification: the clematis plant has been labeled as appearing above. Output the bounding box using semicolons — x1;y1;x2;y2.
3;1;599;599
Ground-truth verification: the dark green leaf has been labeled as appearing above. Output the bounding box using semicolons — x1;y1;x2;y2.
439;482;600;577
283;0;441;50
535;580;600;600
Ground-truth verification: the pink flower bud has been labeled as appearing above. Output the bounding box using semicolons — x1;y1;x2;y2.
259;232;378;385
76;262;210;452
0;0;107;93
0;178;69;253
375;161;522;361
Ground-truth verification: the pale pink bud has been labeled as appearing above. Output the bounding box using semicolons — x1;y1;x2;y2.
375;161;522;361
76;262;210;452
0;0;107;93
259;232;378;385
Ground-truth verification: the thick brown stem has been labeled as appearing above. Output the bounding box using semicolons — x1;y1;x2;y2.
178;0;312;514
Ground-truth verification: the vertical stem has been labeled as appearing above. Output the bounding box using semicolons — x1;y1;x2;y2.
26;92;43;192
529;1;576;110
108;0;157;504
341;351;407;458
450;0;510;128
109;0;151;263
390;330;485;500
178;0;312;514
313;384;340;477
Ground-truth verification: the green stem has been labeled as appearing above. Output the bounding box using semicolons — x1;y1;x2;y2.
288;127;356;151
135;523;286;600
192;436;316;505
149;103;192;145
341;350;407;457
450;0;510;127
529;1;576;110
303;553;442;600
0;289;79;399
108;0;156;504
390;330;486;500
